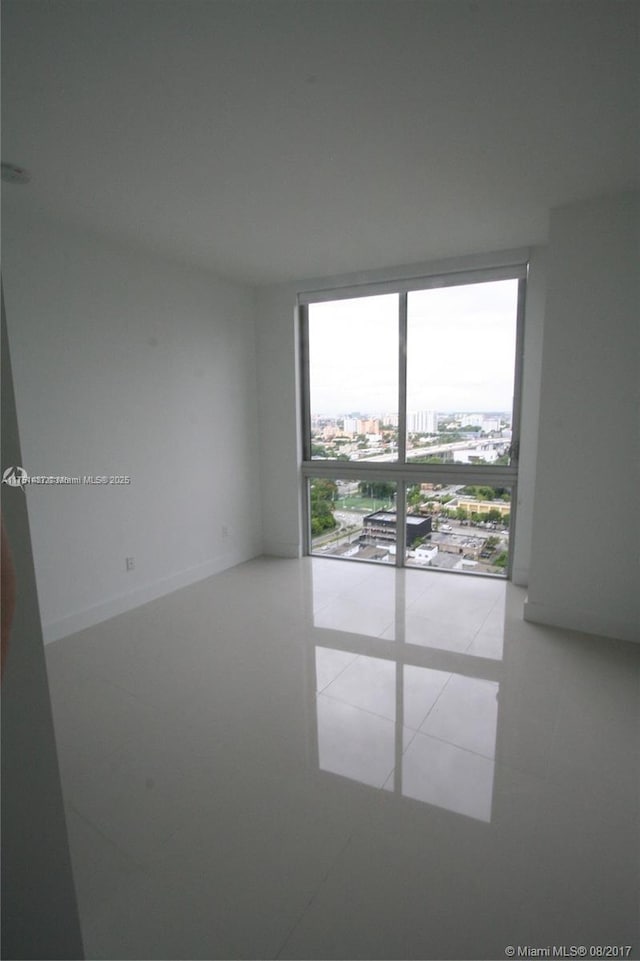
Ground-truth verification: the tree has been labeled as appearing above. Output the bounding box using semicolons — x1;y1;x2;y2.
311;478;337;502
407;486;423;508
310;479;338;537
311;444;331;457
412;455;445;464
358;481;395;500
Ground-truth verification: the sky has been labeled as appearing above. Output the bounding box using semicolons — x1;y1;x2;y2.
308;279;519;416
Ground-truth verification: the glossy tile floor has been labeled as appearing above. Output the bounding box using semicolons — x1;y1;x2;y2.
45;557;640;960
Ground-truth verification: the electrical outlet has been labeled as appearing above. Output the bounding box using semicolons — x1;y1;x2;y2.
125;556;135;571
221;525;229;538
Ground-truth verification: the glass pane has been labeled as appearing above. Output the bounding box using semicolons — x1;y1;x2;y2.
406;280;518;466
308;294;399;462
405;482;511;576
309;477;397;564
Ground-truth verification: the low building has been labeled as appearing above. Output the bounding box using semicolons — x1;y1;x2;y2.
412;544;438;564
362;511;432;547
454;497;511;518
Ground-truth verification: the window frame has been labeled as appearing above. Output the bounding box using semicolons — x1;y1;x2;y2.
299;263;527;578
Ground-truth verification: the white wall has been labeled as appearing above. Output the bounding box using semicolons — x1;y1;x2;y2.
525;192;640;642
256;247;545;584
255;285;304;558
2;208;262;641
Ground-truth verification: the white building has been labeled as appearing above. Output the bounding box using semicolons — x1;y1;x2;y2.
461;413;484;428
412;544;438;564
481;417;500;433
408;409;437;433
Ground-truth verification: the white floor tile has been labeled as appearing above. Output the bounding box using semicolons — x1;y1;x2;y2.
322;653;397;721
313;592;396;638
314;645;360;692
316;693;397;788
43;557;640;960
401;729;496;821
419;672;499;758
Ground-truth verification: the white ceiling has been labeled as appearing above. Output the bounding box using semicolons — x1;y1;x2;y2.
2;0;638;286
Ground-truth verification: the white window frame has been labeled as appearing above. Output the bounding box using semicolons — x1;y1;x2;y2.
299;262;527;578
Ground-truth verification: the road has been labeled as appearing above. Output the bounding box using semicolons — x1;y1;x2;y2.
362;437;508;463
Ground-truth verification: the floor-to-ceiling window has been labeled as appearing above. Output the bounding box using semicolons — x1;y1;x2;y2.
300;264;526;577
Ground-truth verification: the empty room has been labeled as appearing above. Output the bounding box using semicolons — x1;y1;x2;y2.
1;1;638;959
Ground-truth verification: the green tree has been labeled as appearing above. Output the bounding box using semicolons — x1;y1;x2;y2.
407;486;423;508
310;479;338;537
311;479;337;502
357;481;395;500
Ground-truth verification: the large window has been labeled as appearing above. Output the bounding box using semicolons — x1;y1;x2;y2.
308;294;399;462
406;282;519;466
300;264;526;578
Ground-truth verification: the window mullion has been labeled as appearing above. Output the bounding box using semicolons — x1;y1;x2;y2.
395;294;408;566
299;305;311;462
398;292;408;464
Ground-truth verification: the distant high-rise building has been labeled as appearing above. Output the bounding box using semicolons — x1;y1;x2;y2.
408;410;437;433
357;418;380;434
461;413;484;428
481;417;500;433
342;417;358;434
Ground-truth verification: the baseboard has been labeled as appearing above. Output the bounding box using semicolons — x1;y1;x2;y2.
523;599;639;644
511;565;529;588
262;540;301;559
42;548;259;643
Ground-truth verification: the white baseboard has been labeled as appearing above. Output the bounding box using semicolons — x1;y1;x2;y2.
262;540;301;559
43;548;259;643
511;565;529;588
523;599;639;644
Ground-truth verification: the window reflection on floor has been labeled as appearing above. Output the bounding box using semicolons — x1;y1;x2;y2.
315;647;499;822
310;559;506;658
310;560;504;823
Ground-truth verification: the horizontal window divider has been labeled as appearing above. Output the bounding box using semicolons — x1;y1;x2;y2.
302;460;518;488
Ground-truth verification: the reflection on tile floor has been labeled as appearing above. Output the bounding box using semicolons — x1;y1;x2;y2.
45;557;640;959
